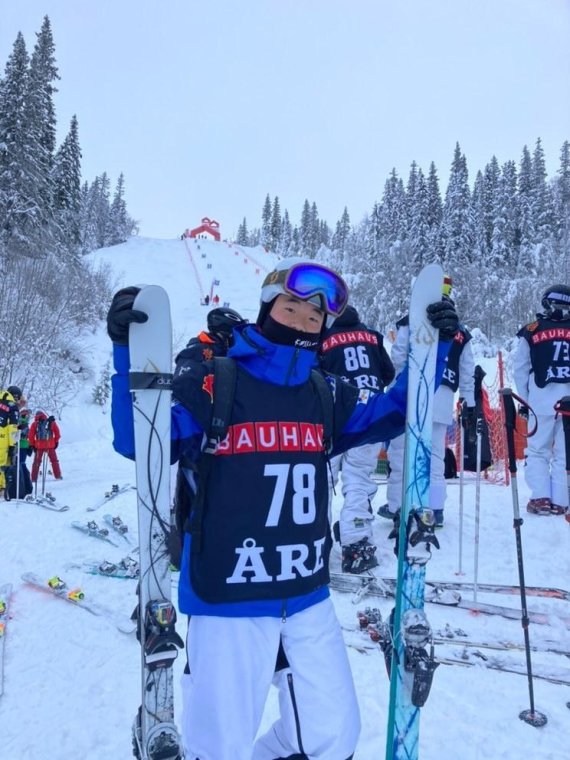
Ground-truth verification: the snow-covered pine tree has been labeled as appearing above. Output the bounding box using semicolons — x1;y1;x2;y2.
53;115;82;256
270;196;281;252
260;193;272;247
441;142;474;268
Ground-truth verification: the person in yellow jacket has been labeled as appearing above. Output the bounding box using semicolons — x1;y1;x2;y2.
0;386;21;496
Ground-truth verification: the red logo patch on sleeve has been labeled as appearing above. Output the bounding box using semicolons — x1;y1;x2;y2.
202;373;214;402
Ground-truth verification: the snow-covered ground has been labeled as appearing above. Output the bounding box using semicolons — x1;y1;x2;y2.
1;236;569;759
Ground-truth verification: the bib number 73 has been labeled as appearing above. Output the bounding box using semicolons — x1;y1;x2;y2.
264;464;316;526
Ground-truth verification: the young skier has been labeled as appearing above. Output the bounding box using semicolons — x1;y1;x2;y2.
513;283;570;515
318;303;395;573
107;259;458;760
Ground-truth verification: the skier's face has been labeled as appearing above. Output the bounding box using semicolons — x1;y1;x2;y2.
270;295;325;334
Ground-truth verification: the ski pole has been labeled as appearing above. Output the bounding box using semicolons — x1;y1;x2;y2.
456;401;465;576
15;431;21;503
499;387;546;727
473;415;482;603
553;396;570;520
41;452;47;496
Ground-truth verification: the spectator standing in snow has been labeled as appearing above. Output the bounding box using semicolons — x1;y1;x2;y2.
513;283;570;515
16;407;34;492
106;261;458;760
318;303;395;573
379;276;475;528
0;387;20;497
29;411;62;483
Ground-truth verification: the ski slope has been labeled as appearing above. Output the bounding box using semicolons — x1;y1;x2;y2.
1;236;569;760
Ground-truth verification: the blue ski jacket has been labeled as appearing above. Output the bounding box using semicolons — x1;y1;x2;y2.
111;324;449;619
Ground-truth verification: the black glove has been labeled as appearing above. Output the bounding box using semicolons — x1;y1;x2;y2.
107;286;148;345
54;441;59;449
28;446;35;456
426;298;459;340
7;446;15;462
518;404;529;421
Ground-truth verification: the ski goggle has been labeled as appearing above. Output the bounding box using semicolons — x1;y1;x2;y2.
263;263;349;317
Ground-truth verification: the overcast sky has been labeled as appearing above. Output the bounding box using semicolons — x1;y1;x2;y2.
2;1;569;240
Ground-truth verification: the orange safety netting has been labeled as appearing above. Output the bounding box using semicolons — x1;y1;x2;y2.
450;351;528;486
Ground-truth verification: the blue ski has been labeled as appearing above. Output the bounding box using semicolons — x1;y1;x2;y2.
385;264;443;760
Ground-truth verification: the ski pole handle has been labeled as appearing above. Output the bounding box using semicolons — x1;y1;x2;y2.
499;388;518;475
554;396;570;471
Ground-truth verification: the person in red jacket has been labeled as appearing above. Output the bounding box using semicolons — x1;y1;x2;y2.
28;411;62;482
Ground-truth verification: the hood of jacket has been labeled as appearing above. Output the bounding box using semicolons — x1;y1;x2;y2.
322;304;370;336
34;411;48;422
227;324;319;386
1;390;18;405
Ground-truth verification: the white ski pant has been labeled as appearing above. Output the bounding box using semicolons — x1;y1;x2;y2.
386;422;447;512
524;413;569;507
328;443;380;545
181;598;360;760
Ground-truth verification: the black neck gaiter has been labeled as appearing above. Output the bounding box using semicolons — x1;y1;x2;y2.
261;315;320;351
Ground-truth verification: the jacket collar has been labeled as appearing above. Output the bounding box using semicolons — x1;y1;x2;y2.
228;325;318;386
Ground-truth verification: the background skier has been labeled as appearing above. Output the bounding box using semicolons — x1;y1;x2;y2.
0;388;20;497
380;276;475;527
29;411;62;483
107;260;458;760
319;303;395;573
513;283;570;515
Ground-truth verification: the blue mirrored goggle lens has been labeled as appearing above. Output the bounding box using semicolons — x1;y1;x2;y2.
284;264;348;316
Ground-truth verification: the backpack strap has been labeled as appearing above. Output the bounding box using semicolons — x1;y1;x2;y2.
188;357;237;552
310;369;334;455
203;357;237;453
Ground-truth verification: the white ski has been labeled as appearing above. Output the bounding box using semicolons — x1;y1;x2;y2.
71;520;120;546
103;513;135;544
86;483;136;512
24;494;70;512
129;285;184;759
21;573;135;633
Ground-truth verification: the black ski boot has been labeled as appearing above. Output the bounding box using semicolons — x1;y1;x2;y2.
341;537;378;574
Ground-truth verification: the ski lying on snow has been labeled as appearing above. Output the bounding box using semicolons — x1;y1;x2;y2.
435;652;570;687
67;553;140;579
342;623;569;657
71;520;120;546
0;583;12;697
342;628;570;685
21;573;135;633
86;484;136;512
103;514;135;544
23;493;70;512
329;571;570;602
